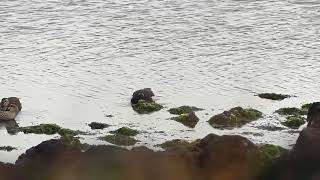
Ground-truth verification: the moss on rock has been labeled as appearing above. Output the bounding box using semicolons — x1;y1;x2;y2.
171;112;199;128
0;146;17;152
88;122;110;130
20;124;61;135
159;139;200;150
275;107;303;116
208;107;263;129
98;134;137;146
132;100;163;114
110;127;138;136
258;93;290;100
282;115;306;129
168;106;203;115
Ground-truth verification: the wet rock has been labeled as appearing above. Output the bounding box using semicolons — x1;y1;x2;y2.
282;115;306;129
110;127;139;136
159;139;200;150
258;93;290;100
258;144;287;160
0;146;17;152
131;88;155;104
256;125;285;131
208;107;262;129
19;124;61;135
88;122;110;130
171;112;199;128
131;100;163;114
275;107;303;116
168;106;204;115
305;102;320;128
0;120;20;135
98;134;137;146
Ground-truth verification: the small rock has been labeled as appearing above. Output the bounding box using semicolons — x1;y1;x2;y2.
171;112;200;128
282;115;306;129
168;106;204;115
0;146;17;152
110;127;139;136
19;124;61;135
275;107;303;116
159;139;200;150
208;107;263;129
131;88;155;104
258;93;290;100
88;122;110;130
98;134;137;146
131;100;163;114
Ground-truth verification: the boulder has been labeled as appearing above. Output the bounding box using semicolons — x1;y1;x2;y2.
171;112;200;128
258;93;290;101
131;88;155;104
208;107;262;129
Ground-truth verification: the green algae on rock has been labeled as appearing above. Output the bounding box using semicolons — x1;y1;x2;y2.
132;100;163;114
282;115;306;129
159;139;200;150
168;106;204;115
0;146;17;152
275;107;303;116
98;134;137;146
208;107;263;129
258;93;290;100
88;122;110;130
110;127;139;136
300;102;320;115
20;124;61;135
171;112;199;128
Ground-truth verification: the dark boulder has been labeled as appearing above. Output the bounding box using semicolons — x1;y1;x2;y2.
131;88;155;104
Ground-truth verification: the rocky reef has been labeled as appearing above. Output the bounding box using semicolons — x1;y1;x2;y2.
208;107;263;129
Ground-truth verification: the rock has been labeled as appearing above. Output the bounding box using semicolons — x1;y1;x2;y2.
258;93;290;100
275;107;303;116
159;139;200;150
171;112;200;128
131;100;163;114
131;88;155;104
88;122;110;130
282;115;306;129
305;102;320;128
208;107;263;129
0;146;17;152
19;124;61;135
110;127;139;136
256;125;285;131
168;106;204;115
98;134;137;146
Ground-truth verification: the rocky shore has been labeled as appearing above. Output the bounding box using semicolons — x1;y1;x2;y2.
0;90;319;180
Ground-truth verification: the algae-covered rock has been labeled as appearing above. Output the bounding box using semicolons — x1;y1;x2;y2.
88;122;110;130
20;124;61;135
98;134;137;146
171;112;199;128
110;127;138;136
159;139;200;150
258;93;290;100
258;144;287;160
282;115;306;129
275;107;303;116
58;128;87;137
0;146;17;152
208;107;263;129
300;102;320;115
132;100;163;114
168;106;204;115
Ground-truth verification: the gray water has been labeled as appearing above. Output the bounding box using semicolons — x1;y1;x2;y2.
0;0;319;163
